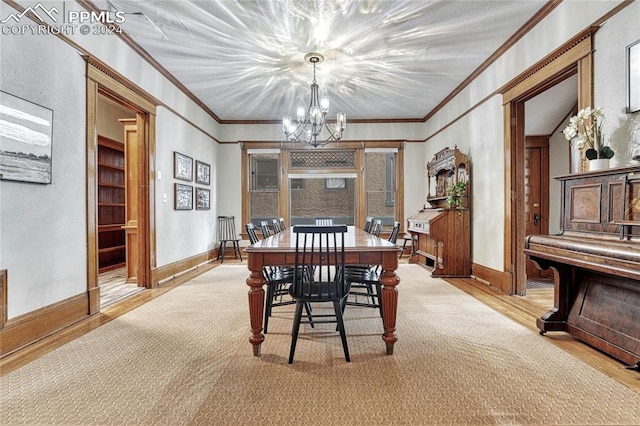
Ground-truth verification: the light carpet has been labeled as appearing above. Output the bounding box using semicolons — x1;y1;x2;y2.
1;264;638;425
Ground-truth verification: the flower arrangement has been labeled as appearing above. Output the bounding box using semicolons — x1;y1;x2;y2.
563;107;614;160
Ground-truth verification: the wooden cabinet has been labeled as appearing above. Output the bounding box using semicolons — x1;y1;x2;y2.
408;147;471;277
97;136;126;272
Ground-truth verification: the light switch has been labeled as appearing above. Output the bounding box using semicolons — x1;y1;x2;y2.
157;170;162;181
162;193;167;202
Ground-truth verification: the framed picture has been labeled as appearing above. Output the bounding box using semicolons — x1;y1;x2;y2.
0;91;53;184
196;160;211;185
325;177;345;189
174;151;193;181
174;183;193;210
196;187;210;210
627;39;640;113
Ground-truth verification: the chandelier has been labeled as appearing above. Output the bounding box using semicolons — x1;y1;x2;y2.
282;52;346;148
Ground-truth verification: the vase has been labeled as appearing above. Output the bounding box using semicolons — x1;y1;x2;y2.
588;158;610;171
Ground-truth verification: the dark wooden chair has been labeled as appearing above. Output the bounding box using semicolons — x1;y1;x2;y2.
216;216;242;262
288;225;350;363
271;218;282;234
259;220;272;239
363;217;373;233
246;223;302;334
315;218;334;225
343;221;401;317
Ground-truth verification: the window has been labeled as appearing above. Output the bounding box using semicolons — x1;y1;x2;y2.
365;149;397;228
248;152;279;226
242;143;403;234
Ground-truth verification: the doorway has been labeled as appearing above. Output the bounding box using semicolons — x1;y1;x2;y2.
96;94;145;308
502;28;595;296
85;58;157;315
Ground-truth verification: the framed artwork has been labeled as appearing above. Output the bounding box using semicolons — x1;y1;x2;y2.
0;91;53;184
174;183;193;210
325;177;345;189
627;39;640;113
174;151;193;181
196;160;211;185
196;187;210;210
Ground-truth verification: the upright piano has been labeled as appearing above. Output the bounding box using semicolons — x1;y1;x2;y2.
525;165;640;369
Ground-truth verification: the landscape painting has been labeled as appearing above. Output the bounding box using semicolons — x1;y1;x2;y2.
0;91;53;184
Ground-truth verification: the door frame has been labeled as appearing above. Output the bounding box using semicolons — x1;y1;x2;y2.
85;56;158;314
501;28;596;295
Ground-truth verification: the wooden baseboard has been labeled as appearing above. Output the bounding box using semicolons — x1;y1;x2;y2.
151;249;216;285
471;263;510;293
0;293;89;358
1;249;217;360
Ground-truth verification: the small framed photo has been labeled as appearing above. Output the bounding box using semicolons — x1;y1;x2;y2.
196;160;211;185
325;177;345;189
627;39;640;113
174;151;193;181
175;183;193;210
196;187;210;210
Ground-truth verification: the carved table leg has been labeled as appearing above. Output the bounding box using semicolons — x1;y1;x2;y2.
379;252;400;354
246;255;266;356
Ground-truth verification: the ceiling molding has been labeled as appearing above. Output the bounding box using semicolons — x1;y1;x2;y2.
77;0;222;123
424;0;562;122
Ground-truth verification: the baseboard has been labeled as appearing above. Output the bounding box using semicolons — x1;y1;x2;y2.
0;293;89;358
471;263;510;294
1;249;217;360
151;249;217;285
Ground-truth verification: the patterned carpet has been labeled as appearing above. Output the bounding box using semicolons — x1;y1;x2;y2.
1;264;638;425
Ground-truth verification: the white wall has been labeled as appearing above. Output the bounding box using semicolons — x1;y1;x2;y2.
155;107;219;266
0;14;87;317
0;0;222;319
594;3;640;165
421;0;634;273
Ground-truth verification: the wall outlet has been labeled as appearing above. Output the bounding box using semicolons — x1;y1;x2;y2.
162;193;167;202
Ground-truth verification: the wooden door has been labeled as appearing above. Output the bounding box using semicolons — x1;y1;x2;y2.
120;118;139;283
524;137;550;278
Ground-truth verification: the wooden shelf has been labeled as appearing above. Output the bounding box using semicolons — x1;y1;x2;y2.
98;162;125;171
98;136;126;273
98;245;125;254
98;224;124;232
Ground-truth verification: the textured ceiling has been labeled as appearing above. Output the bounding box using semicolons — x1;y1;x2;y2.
94;0;549;122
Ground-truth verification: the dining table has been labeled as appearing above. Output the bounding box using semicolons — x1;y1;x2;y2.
244;225;402;357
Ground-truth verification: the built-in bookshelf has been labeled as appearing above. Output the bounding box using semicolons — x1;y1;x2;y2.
97;136;126;272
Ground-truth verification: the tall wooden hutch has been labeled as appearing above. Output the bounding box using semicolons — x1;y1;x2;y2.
407;147;471;277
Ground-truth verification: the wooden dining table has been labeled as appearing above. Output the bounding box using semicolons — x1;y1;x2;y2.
244;225;402;357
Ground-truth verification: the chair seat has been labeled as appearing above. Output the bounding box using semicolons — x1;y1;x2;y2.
289;281;348;302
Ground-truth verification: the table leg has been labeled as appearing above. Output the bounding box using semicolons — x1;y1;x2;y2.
379;252;400;354
246;262;266;356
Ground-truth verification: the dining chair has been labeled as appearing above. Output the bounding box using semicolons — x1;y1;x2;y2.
369;219;382;237
288;225;350;363
216;216;242;262
314;217;334;226
343;221;401;317
259;220;272;239
246;223;300;334
363;217;373;233
271;218;282;234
